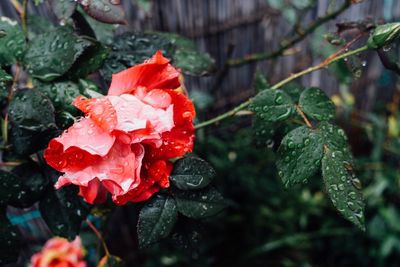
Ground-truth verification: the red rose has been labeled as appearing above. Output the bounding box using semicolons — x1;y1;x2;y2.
29;237;86;267
44;51;195;204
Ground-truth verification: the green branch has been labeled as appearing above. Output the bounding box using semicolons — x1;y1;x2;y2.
195;45;369;130
227;0;352;67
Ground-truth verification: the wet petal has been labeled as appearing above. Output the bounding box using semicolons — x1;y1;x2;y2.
108;51;180;96
78;178;108;204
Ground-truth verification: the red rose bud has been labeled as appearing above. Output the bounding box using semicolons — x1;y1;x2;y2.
29;237;86;267
44;51;195;205
367;22;400;49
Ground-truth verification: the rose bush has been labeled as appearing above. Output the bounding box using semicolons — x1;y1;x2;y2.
29;237;86;267
44;51;195;204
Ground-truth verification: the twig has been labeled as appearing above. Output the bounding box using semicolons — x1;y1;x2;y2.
295;105;313;128
195;41;369;130
21;0;28;39
227;0;352;67
86;219;110;257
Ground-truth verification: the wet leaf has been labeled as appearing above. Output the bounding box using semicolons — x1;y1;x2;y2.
8;89;58;155
101;32;174;83
322;149;365;230
170;156;215;190
277;126;323;187
67;38;109;79
299;87;335;121
318;121;353;163
253;71;269;92
252;118;277;148
0;170;22;206
9;162;49;208
0;68;12;81
156;32;215;76
173;187;225;219
78;0;127;25
40;183;89;239
50;0;77;21
250;89;294;122
0;16;26;66
137;194;177;248
23;27;92;81
0;208;21;265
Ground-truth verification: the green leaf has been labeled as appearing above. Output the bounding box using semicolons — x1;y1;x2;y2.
9;162;49;208
252;118;276;148
50;0;77;21
27;16;56;39
253;71;269;92
170;156;215;190
78;0;127;25
23;27;92;81
0;16;26;66
299;87;335;121
156;32;215;76
101;32;175;83
367;22;400;49
0;68;12;81
40;185;89;239
67;38;109;79
8;89;58;155
173;187;225;219
250;89;294;122
322;149;365;230
0;208;21;265
99;255;126;267
277;126;323;187
318;121;353;162
35;80;82;115
137;194;177;248
0;170;22;206
283;83;304;103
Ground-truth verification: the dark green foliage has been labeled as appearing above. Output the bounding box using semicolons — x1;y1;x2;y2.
173;187;225;219
156;32;215;75
0;170;22;206
10;162;49;208
23;27;92;81
322;149;365;230
101;32;215;83
39;184;89;239
0;208;20;265
8;89;58;155
67;38;109;79
277;126;323;187
0;17;25;66
250;89;294;122
170;156;215;190
137;195;178;248
253;71;269;92
299;87;336;121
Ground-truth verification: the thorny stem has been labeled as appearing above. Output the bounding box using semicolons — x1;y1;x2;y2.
86;219;110;257
227;0;352;67
195;44;369;130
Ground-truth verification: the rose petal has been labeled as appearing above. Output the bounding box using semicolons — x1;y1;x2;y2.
78;178;108;204
44;118;115;172
73;96;117;132
58;142;144;198
108;51;180;96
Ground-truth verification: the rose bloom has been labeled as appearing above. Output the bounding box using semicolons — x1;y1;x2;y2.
44;51;195;204
30;237;86;267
